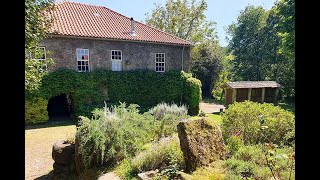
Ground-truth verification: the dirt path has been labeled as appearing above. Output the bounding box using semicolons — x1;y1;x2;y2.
200;102;226;114
98;172;121;180
25;123;76;180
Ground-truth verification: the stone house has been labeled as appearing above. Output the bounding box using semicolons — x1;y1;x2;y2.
40;1;192;73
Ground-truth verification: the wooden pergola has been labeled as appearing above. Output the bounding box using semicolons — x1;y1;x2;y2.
222;81;281;106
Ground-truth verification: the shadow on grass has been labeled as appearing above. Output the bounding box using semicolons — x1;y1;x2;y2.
25;120;77;130
278;102;295;113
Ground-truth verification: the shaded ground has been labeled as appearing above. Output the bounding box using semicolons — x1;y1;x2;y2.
25;121;76;180
278;102;295;113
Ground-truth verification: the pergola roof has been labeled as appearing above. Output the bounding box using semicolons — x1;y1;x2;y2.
222;81;281;89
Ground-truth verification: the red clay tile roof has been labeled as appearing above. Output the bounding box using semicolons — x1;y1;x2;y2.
47;1;191;46
222;81;281;89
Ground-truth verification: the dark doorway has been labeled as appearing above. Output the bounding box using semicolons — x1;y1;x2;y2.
47;94;73;121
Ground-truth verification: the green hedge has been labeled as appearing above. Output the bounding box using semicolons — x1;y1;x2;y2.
183;78;202;115
38;69;201;117
25;97;49;124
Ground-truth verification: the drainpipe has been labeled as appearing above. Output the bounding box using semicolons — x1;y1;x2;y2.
181;46;185;71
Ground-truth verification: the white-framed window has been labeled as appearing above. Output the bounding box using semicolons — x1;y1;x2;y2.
111;50;122;71
30;46;47;71
76;48;90;72
155;53;165;72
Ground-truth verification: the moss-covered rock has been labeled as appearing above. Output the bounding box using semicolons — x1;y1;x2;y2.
177;118;226;172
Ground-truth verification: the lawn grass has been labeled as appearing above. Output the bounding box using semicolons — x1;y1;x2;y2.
25;122;77;180
190;113;223;126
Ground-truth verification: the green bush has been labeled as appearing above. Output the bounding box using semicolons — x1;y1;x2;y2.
149;102;188;120
226;135;244;155
76;103;154;169
25;97;48;124
39;69;201;117
130;135;184;175
225;145;295;180
115;135;184;180
149;103;189;141
186;160;226;180
221;101;295;145
183;77;202;115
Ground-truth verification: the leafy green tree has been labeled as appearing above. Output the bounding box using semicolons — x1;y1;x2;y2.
227;6;269;81
272;0;295;99
227;1;295;100
212;49;235;100
191;41;223;97
145;0;217;43
25;0;55;92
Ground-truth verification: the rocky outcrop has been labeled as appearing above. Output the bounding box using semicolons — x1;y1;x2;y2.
177;118;226;172
51;140;75;178
137;170;159;180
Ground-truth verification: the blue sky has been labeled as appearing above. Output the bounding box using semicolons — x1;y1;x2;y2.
60;0;277;47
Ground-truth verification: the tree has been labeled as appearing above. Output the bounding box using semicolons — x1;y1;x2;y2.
227;1;295;100
145;0;217;44
212;48;235;100
191;41;223;97
272;0;295;99
227;6;269;81
25;0;55;92
146;0;224;98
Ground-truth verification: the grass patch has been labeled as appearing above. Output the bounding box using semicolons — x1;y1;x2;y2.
190;113;222;126
25;124;77;179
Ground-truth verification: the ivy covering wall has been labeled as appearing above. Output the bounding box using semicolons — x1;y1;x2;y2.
25;69;201;124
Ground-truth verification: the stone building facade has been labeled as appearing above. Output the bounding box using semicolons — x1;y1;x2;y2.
42;36;190;72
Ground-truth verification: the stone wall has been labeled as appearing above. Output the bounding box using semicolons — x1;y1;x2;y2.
41;36;190;72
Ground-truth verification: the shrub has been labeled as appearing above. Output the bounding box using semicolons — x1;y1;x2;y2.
224;145;295;180
183;77;202;115
40;69;201;117
226;135;244;155
149;103;189;141
221;101;295;145
130;135;184;174
149;102;188;120
76;103;154;169
25;97;48;124
187;160;226;180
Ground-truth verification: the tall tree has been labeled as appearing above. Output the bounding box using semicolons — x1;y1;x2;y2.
227;0;295;100
191;41;223;97
227;6;269;81
273;0;295;99
145;0;217;43
25;0;55;92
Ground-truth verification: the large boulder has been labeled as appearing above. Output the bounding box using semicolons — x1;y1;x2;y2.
177;118;226;172
52;140;75;164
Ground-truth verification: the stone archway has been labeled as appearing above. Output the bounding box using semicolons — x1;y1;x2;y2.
47;93;75;121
